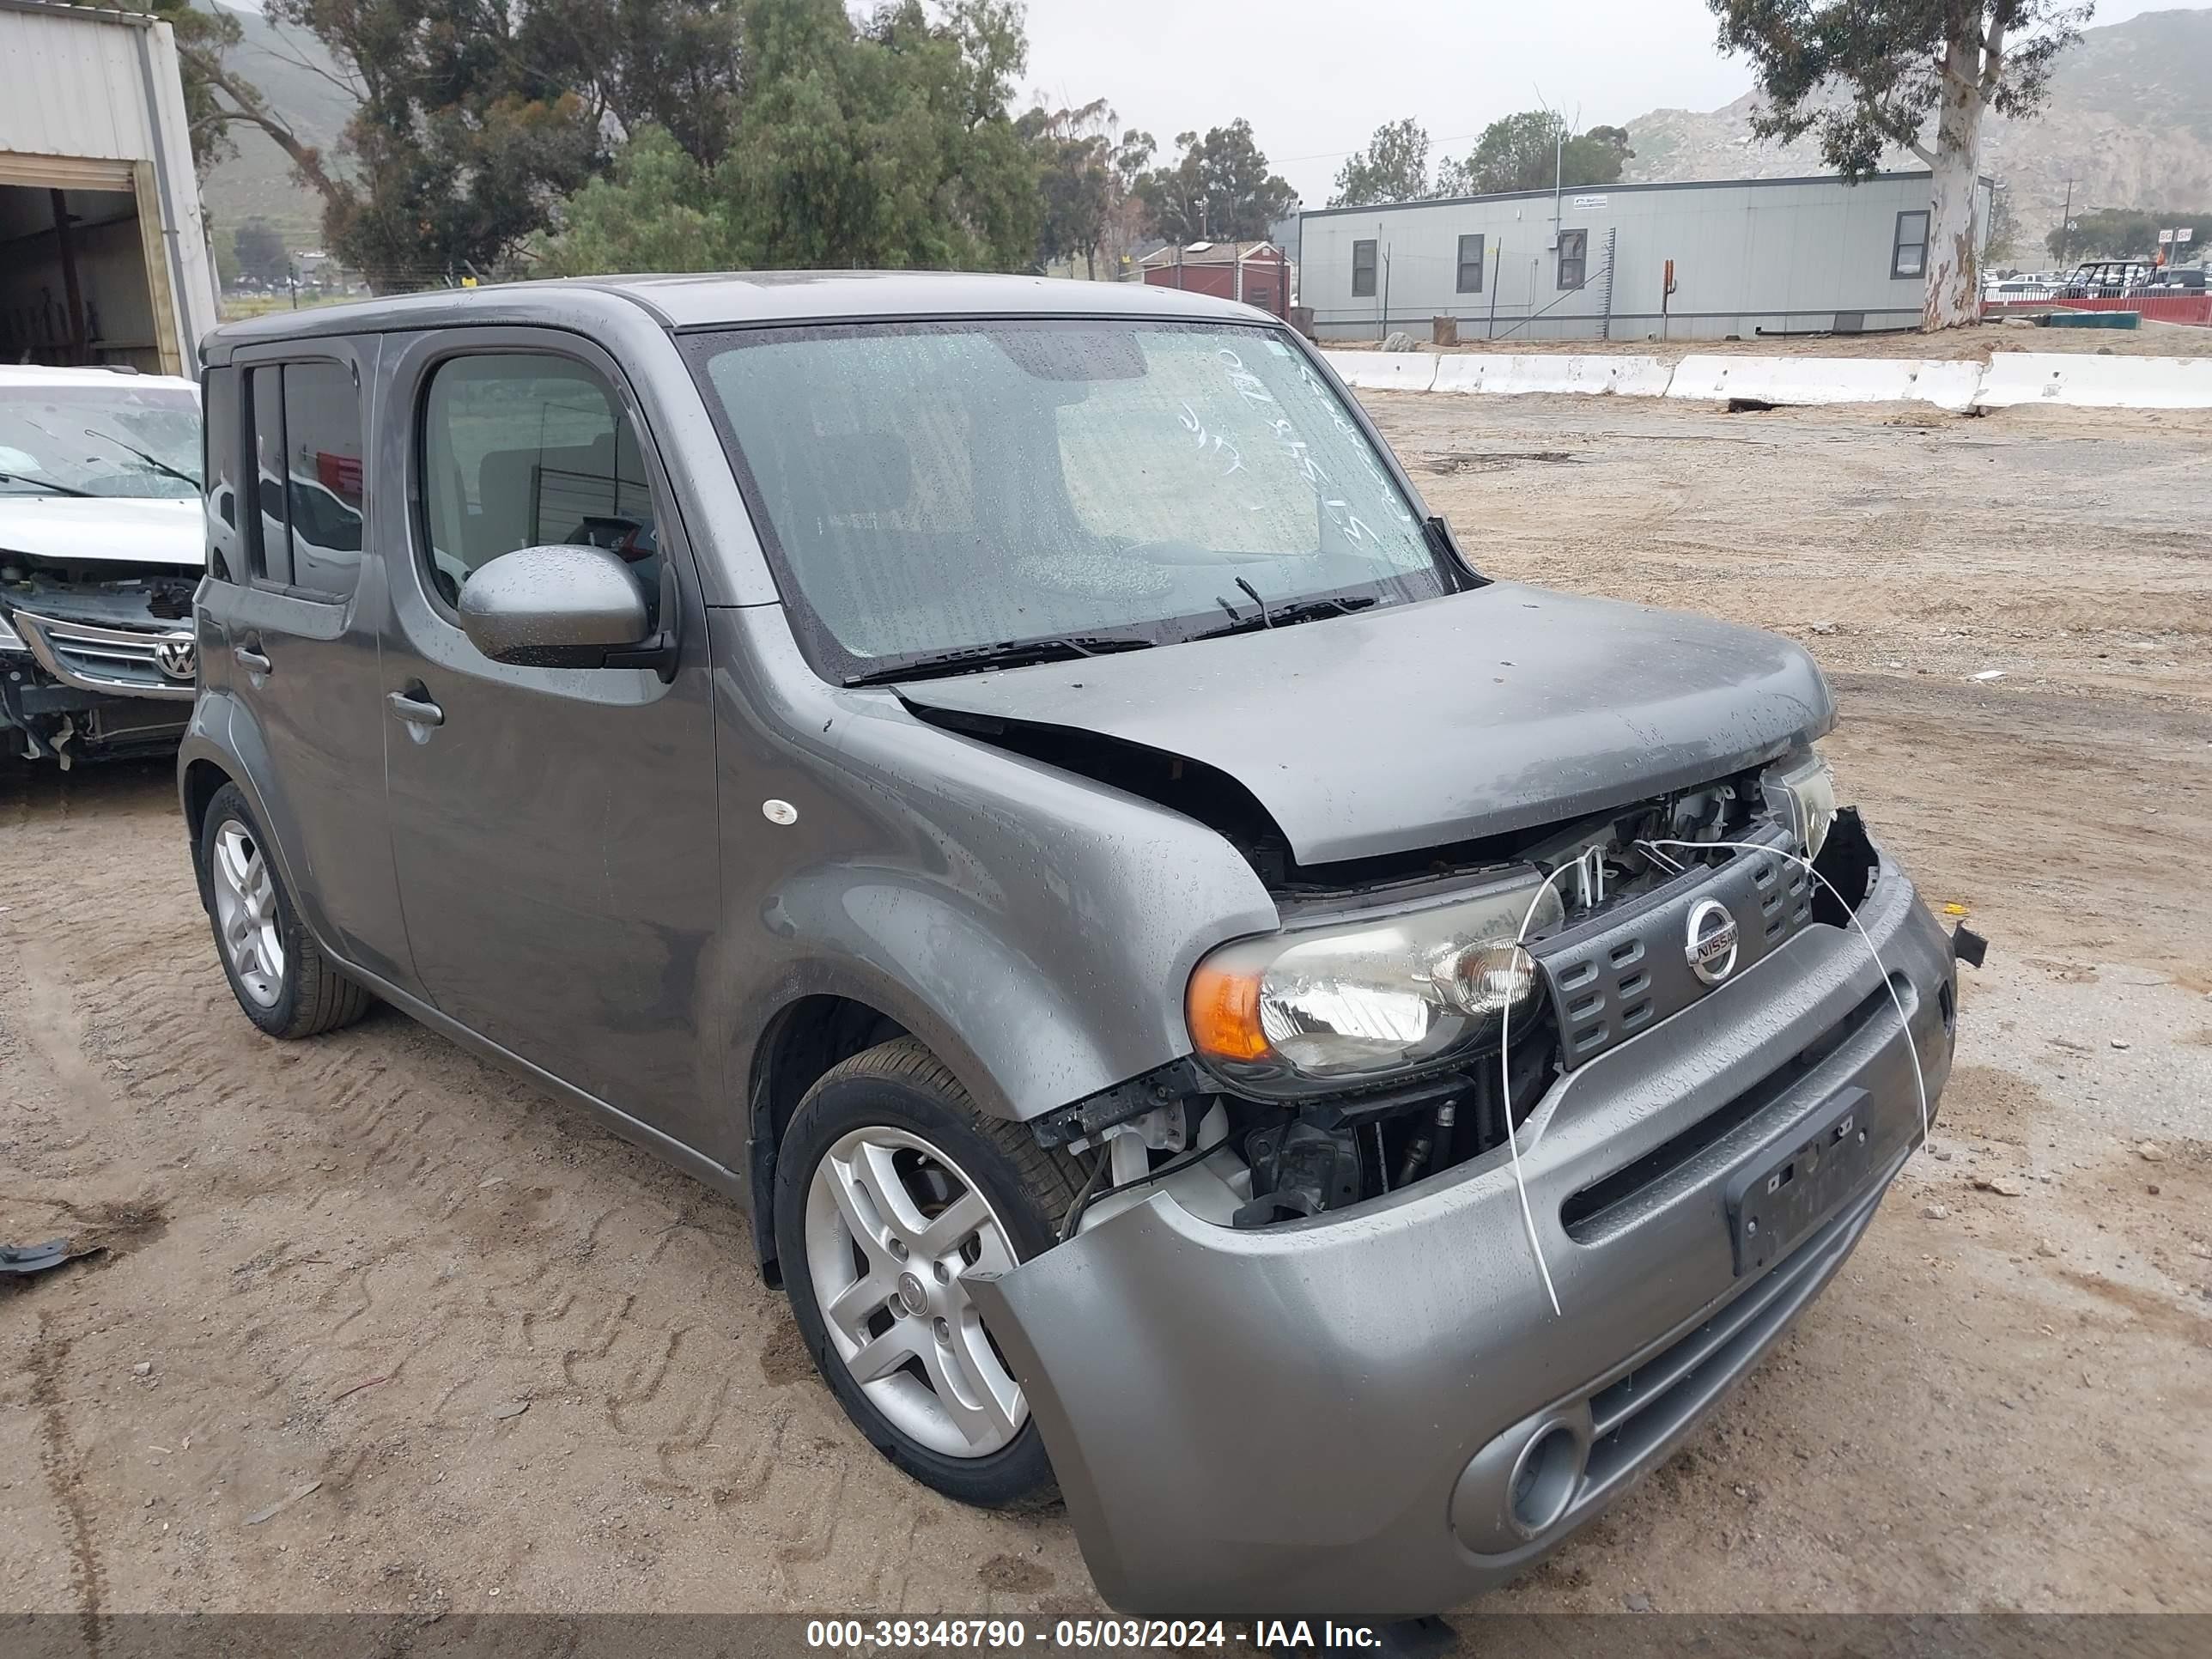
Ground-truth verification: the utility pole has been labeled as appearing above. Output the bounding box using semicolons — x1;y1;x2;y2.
1553;125;1565;250
2059;178;2075;265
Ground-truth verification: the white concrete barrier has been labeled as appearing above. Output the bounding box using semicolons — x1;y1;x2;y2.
1974;352;2212;410
1663;355;1980;410
1319;343;2212;413
1431;354;1672;396
1328;351;1438;392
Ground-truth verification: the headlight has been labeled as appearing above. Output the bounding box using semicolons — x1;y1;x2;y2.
1765;750;1838;858
1186;873;1565;1096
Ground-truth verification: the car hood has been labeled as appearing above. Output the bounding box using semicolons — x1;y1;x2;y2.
896;581;1836;866
0;495;204;568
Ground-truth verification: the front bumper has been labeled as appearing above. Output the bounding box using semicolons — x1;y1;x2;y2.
967;851;1955;1619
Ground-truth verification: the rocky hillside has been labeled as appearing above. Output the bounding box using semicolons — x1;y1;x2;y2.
1625;7;2212;263
198;0;353;255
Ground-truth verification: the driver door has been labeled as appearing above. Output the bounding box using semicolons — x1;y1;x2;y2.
378;330;718;1132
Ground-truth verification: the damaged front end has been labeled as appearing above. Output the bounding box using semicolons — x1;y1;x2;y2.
1033;751;1875;1237
970;752;1955;1618
1;554;199;765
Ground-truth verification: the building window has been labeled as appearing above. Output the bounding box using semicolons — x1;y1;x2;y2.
1557;228;1587;290
1351;240;1377;298
1455;234;1485;294
1892;210;1930;279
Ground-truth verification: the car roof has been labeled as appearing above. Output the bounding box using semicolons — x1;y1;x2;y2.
204;270;1280;356
0;364;198;394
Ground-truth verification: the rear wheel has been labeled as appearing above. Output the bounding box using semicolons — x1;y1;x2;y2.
774;1037;1080;1509
198;782;373;1039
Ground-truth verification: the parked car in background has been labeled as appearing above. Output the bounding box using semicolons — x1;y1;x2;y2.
0;366;203;765
2142;264;2206;295
180;275;1962;1620
2061;259;2154;298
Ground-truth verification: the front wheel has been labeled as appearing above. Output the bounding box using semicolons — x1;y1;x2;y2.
774;1037;1079;1509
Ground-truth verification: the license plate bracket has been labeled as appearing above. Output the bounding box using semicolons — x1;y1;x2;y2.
1722;1085;1874;1277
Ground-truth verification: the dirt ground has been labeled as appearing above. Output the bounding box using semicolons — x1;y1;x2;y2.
2;393;2208;1629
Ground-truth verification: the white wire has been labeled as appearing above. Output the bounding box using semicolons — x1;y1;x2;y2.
1497;835;1932;1325
1497;850;1595;1320
1643;837;1931;1148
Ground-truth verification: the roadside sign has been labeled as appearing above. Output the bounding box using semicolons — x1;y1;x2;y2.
2181;228;2196;244
2158;228;2174;244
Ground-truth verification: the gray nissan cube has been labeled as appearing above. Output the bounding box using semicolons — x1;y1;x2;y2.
181;274;1960;1619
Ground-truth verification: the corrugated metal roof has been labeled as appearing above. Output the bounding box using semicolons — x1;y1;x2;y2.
0;0;160;163
1138;240;1283;267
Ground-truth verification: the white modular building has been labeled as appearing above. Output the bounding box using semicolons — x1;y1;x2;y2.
1298;171;1991;343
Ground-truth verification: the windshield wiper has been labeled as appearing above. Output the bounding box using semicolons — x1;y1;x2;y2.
845;635;1156;687
0;471;96;499
82;428;201;489
1190;592;1377;642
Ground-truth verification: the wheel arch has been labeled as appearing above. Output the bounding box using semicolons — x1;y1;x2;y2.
744;993;912;1285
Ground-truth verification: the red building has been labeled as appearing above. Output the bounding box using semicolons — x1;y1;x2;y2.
1138;240;1294;318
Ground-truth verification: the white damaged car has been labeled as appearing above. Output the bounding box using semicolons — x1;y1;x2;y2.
0;366;204;765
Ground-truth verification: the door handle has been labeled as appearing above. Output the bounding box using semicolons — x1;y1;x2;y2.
233;644;272;676
386;688;444;728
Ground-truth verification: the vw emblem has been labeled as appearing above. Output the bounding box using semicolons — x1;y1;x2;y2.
1685;897;1740;987
153;635;198;682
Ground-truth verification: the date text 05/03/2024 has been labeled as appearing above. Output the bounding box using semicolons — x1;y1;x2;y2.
803;1620;1395;1650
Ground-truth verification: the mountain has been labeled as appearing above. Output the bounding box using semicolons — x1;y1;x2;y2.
197;0;354;255
1623;7;2212;263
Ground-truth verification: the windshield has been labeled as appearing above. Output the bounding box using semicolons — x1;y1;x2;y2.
685;319;1451;679
0;381;201;500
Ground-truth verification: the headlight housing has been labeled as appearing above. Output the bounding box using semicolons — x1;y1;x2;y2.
1186;872;1565;1097
1764;750;1837;858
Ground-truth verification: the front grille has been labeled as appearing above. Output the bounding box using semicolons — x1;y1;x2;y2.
1531;832;1812;1070
9;610;198;700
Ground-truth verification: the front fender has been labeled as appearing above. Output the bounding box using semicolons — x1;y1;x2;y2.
708;606;1281;1135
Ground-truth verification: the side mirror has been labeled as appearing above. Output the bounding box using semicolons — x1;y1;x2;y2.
458;544;676;678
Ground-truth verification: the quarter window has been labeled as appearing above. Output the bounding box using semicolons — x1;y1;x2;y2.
1456;234;1485;294
1557;228;1587;290
1892;210;1930;279
417;353;660;622
1351;239;1377;298
203;367;241;583
247;361;364;601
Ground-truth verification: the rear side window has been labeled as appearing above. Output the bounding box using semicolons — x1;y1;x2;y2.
203;367;241;583
248;360;365;601
250;366;290;586
417;353;660;619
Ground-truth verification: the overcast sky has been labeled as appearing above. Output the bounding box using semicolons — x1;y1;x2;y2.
1019;0;2179;205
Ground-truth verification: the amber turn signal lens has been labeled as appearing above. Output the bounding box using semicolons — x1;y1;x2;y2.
1185;961;1270;1064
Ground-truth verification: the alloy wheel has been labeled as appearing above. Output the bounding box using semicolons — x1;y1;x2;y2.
802;1125;1026;1458
210;819;285;1008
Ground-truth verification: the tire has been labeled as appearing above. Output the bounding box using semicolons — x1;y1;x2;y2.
198;781;374;1040
774;1036;1083;1510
